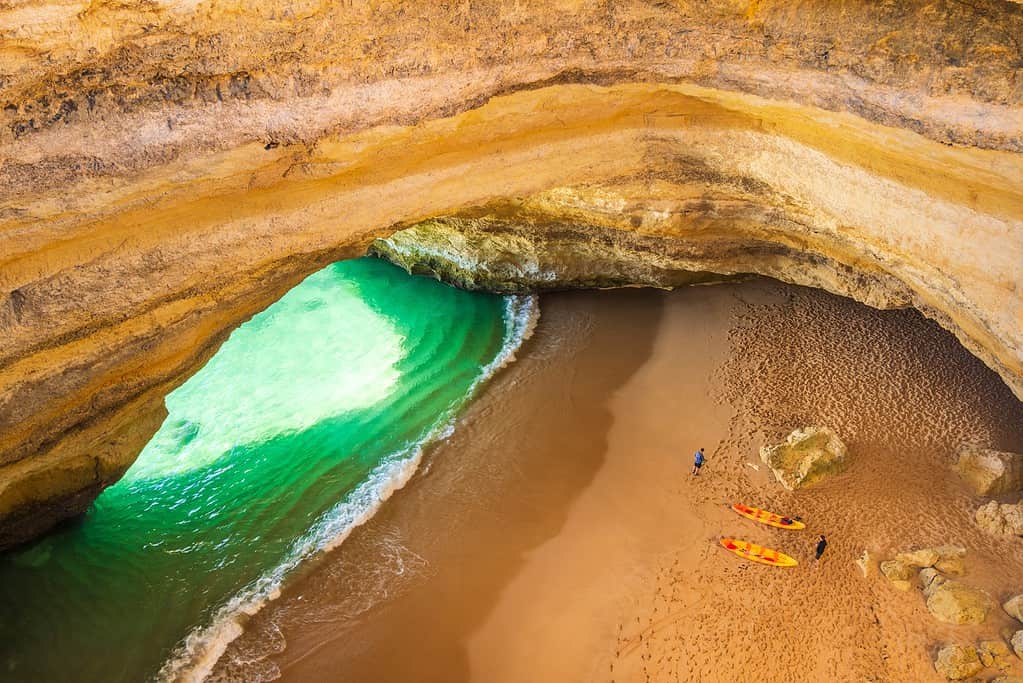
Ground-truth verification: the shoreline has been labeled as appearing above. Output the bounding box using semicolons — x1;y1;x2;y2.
212;280;1023;682
159;293;540;683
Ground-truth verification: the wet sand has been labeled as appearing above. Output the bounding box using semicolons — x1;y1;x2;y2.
211;280;1023;682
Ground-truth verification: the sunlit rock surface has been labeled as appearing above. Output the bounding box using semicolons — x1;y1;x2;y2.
760;426;848;490
975;500;1023;537
925;578;994;625
956;445;1023;496
1;0;1022;547
934;644;984;681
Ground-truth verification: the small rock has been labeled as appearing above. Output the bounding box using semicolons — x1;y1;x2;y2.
956;445;1023;496
976;500;1023;537
855;550;876;578
926;581;993;625
881;559;915;583
1012;630;1023;659
896;548;940;568
760;427;847;490
978;640;1013;670
921;568;948;596
934;555;966;576
934;644;984;680
1003;594;1023;622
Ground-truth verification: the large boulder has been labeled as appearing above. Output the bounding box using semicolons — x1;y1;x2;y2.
760;427;848;490
931;545;967;575
896;548;940;568
926;580;994;625
934;644;984;680
1004;594;1023;623
976;501;1023;537
880;560;914;590
881;559;915;581
935;555;966;576
1012;631;1023;659
956;446;1023;496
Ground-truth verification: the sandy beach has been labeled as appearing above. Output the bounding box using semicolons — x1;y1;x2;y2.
211;280;1023;683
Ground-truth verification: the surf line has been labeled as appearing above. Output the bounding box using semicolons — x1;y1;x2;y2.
158;294;539;683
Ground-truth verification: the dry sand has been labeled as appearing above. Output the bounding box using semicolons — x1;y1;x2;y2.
211;280;1023;683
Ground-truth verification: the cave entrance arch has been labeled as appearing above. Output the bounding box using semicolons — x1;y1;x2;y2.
2;82;1022;551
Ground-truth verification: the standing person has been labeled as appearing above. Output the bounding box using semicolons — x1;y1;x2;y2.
815;534;828;562
691;447;706;476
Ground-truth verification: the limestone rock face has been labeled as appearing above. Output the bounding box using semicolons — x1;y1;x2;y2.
957;446;1023;496
976;501;1023;537
926;581;994;625
934;645;984;680
369;220;741;293
760;427;848;490
1004;595;1023;623
2;0;1023;549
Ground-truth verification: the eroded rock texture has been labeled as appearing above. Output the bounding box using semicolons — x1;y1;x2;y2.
1;1;1022;547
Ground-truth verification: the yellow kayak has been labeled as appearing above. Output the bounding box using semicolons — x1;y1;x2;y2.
731;503;805;530
720;538;799;567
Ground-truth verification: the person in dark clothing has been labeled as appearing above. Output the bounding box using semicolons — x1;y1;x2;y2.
691;448;706;476
815;534;828;561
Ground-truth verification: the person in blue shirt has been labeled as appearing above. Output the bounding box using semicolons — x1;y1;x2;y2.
691;447;706;476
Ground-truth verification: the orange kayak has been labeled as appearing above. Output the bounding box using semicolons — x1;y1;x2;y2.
719;538;799;567
731;503;805;530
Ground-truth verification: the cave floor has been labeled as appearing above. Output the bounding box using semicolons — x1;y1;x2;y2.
213;280;1023;682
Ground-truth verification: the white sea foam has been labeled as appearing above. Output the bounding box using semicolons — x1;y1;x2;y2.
157;294;539;683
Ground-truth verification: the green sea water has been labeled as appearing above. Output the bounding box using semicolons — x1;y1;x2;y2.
0;258;535;682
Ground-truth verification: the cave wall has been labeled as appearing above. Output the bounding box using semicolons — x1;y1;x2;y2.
0;0;1021;548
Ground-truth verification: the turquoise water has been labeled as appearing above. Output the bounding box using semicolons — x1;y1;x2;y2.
0;258;534;682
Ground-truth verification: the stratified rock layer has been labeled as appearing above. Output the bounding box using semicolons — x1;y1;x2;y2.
1;0;1023;547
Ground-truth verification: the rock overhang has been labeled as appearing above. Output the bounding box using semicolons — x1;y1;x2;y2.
1;0;1022;548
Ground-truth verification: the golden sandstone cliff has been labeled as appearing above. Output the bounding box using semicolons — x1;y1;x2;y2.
0;0;1022;548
